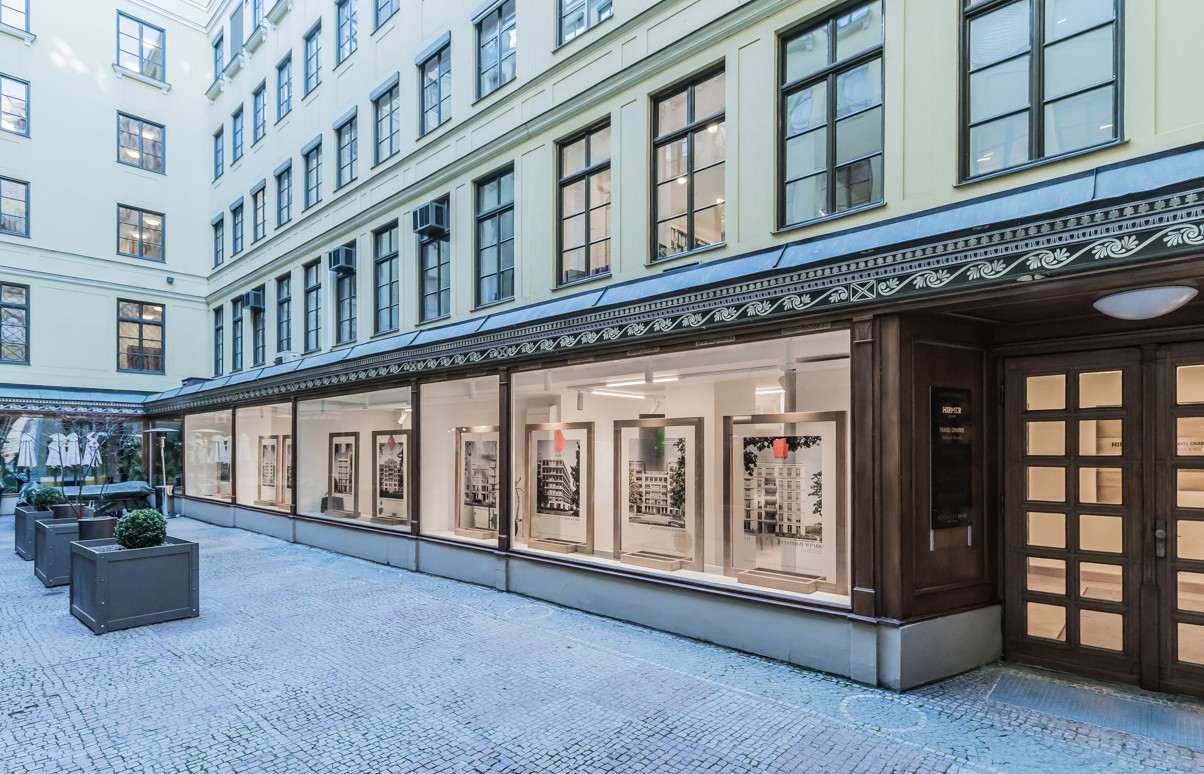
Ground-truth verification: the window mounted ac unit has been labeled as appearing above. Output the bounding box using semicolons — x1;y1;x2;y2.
413;201;449;238
274;351;301;365
242;289;265;310
328;245;355;274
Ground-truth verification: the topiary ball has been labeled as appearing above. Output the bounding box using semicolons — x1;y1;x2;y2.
115;509;167;549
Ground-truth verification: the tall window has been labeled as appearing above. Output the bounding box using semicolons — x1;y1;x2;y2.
374;84;399;163
420;197;451;322
277;56;292;118
1;0;28;32
252;188;266;241
118;13;165;81
304;23;321;94
252;84;266;142
780;1;884;227
373;222;398;333
232;107;244;162
963;0;1119;179
117;300;164;373
336;119;357;187
117;206;164;261
213;218;224;266
212;34;224;80
0;283;29;364
477;1;516;98
303;260;321;352
230;297;244;371
475;167;515;306
251;288;265;366
558;122;611;285
559;0;611;45
1;74;28;137
0;177;28;236
334;248;357;344
252;0;265;28
231;204;244;254
213;128;224;179
304;144;322;207
117;113;164;172
376;0;399;28
276;275;292;352
420;44;451;135
336;0;357;64
653;69;726;260
213;307;223;376
277;166;293;224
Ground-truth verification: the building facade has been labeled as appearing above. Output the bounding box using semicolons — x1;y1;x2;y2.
4;0;1204;697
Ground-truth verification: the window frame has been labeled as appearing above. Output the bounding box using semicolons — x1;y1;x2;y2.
375;0;399;29
116;204;165;262
0;281;30;365
418;196;451;323
231;203;244;254
276;274;292;353
0;175;29;237
116;112;165;173
476;0;517;100
276;166;293;225
373;221;399;334
304;22;322;95
230;296;244;372
252;188;266;241
557;0;613;47
232;106;244;162
213;307;224;376
116;299;165;374
0;73;29;138
117;11;166;82
252;83;267;143
336;117;358;188
474;165;516;308
334;247;357;345
556;120;613;287
213;127;224;180
277;55;293;120
303;259;322;352
1;0;29;33
212;33;224;82
374;84;400;164
213;217;225;267
251;287;266;366
336;0;358;65
303;144;322;209
419;44;451;137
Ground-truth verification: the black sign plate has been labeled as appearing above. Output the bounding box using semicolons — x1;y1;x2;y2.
931;387;973;530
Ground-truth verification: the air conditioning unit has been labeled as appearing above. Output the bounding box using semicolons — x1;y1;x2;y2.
328;245;355;274
274;351;302;365
412;201;449;238
242;288;265;310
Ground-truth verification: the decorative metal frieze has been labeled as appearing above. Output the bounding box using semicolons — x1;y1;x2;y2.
0;398;146;417
148;186;1204;413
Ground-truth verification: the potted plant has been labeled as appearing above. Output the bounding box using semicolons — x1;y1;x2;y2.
71;509;199;634
14;486;67;561
33;486;78;587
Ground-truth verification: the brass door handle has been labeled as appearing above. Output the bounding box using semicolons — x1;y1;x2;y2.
1155;520;1167;559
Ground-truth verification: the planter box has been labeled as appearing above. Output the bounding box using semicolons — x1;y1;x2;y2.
34;518;79;586
78;516;118;541
13;506;52;561
53;503;91;520
70;537;199;634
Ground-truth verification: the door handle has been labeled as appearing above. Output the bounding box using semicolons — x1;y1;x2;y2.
1155;519;1167;559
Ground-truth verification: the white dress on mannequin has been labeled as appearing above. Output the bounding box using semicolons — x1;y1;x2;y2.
62;432;81;467
83;432;102;468
46;433;65;468
17;430;35;469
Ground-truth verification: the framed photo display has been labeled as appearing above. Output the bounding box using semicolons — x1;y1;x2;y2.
281;435;293;507
325;432;359;518
455;426;500;539
613;417;703;571
256;435;279;506
525;422;593;554
723;412;847;596
371;430;410;525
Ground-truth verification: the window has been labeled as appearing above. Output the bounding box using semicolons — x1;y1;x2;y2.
963;0;1119;179
276;167;293;224
0;177;28;236
213;128;224;179
334;246;357;345
304;23;321;94
373;222;398;333
231;204;244;254
558;122;612;285
420;197;450;322
117;206;164;261
420;44;451;135
0;283;29;364
213;308;223;376
304;144;322;208
376;0;399;28
252;84;266;142
117;300;164;373
336;118;357;187
653;69;726;260
117;113;164;172
559;0;611;46
303;260;321;352
252;0;265;28
336;0;357;64
213;218;225;266
118;13;165;81
374;84;399;163
1;74;28;137
1;0;28;32
276;275;292;353
232;107;244;162
277;56;292;118
212;34;224;81
251;288;265;366
230;297;244;371
475;167;515;306
252;188;266;241
477;1;516;98
780;1;884;227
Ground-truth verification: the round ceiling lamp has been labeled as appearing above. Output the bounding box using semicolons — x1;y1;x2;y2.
1092;286;1198;320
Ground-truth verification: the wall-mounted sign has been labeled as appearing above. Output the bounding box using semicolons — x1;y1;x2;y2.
931;387;973;530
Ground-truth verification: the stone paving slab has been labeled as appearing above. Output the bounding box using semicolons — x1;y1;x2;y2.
3;516;1204;773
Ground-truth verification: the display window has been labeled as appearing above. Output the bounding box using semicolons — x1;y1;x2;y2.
184;410;233;499
2;415;144;489
234;403;293;511
297;386;413;527
420;376;500;544
509;330;852;605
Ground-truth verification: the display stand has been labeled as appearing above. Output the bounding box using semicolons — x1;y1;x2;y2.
454;426;500;540
370;430;410;526
525;422;594;555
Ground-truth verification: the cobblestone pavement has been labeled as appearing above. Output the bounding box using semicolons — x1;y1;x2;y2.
4;517;1204;773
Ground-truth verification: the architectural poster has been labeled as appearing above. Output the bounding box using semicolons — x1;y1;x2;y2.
372;430;408;524
282;435;293;506
525;422;593;553
326;432;359;517
258;435;278;504
455;427;499;537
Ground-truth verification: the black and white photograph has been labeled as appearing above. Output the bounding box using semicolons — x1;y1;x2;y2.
525;423;593;552
372;430;408;523
456;429;499;535
258;435;278;503
627;433;686;529
536;436;581;519
326;432;358;516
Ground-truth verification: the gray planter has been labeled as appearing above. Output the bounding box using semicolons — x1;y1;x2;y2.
70;537;199;634
14;506;52;561
34;518;79;587
52;503;91;520
78;516;118;541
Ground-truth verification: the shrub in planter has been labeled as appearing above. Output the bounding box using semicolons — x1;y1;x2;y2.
115;508;166;548
14;487;67;561
30;487;68;512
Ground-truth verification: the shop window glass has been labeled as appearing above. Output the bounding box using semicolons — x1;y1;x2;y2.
1080;609;1123;651
1025;373;1065;410
1078;370;1122;408
1025;421;1064;456
1078;419;1121;456
1026;556;1065;595
1;415;143;489
1177;365;1204;405
1026;511;1065;548
234;404;293;512
184;410;233;499
1079;513;1121;553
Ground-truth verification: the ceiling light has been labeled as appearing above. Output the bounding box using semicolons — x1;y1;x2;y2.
756;387;785;395
1093;286;1198;320
589;389;646;399
605;376;678;388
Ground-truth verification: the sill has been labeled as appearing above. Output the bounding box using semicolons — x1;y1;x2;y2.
333;177;357;192
275;110;292;126
0;230;30;239
205;78;224;101
302;82;320;100
246;25;267;54
370;328;400;339
647;241;725;268
302;348;321;355
472;76;516;107
223;52;245;80
772;200;886;236
0;359;29;365
302;200;322;212
552;14;614;53
552;270;611;292
415;313;450;327
956;138;1127;188
277;218;292;227
331;339;357;350
117;369;166;375
372;11;398;35
113;64;172;93
117;252;166;264
0;22;34;45
267;0;291;25
473;296;514;312
418;117;451;140
371;150;398;169
117;159;166;176
334;51;357;73
1;128;28;139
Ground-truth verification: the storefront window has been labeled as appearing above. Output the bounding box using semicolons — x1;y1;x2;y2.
234;404;293;511
2;414;143;489
297;386;412;527
509;330;852;605
420;376;500;544
184;410;232;499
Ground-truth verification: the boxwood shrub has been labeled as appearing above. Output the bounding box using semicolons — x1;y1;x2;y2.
115;509;167;549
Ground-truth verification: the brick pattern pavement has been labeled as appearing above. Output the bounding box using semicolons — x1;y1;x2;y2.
2;516;1203;773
